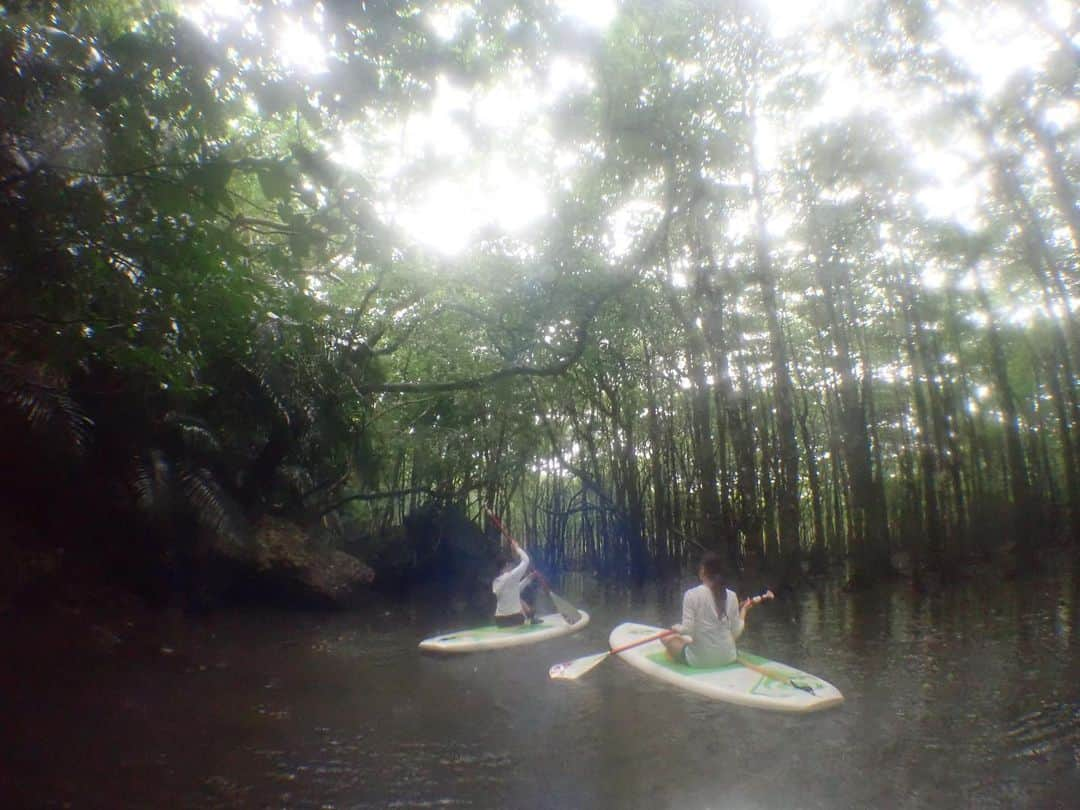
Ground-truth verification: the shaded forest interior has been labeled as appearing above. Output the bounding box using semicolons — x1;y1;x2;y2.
2;0;1079;612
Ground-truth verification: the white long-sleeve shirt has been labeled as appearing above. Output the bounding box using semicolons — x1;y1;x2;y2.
492;547;530;617
675;584;744;667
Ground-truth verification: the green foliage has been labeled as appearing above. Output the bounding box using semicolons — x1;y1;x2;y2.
1;0;1077;591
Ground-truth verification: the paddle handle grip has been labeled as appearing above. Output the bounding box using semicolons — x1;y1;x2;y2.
741;589;774;609
609;629;676;656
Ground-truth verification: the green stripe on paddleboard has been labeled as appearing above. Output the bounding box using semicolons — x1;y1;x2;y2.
642;651;826;696
643;651;742;674
738;654;826;690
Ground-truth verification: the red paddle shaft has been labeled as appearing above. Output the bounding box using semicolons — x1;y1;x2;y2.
610;628;677;655
485;508;517;545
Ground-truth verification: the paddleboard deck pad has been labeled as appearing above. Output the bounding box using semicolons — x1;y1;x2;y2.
420;611;590;653
609;622;843;712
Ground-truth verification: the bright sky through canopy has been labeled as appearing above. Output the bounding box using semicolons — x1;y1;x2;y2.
936;5;1057;95
276;22;329;75
555;0;617;29
180;0;1074;255
757;0;852;38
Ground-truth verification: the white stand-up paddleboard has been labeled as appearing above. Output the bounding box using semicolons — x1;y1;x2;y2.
609;622;843;713
419;611;590;654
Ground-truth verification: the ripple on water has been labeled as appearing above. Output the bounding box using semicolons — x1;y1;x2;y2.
1005;701;1080;762
246;731;513;807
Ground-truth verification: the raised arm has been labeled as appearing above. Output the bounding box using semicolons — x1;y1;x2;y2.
735;589;773;637
507;541;530;580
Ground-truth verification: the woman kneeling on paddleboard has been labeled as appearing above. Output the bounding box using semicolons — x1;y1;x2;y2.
662;552;758;667
492;538;539;627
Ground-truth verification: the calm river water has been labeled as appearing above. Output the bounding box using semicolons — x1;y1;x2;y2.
4;559;1080;809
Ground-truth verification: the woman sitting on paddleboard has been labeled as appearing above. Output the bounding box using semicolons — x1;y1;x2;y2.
493;537;539;627
662;552;758;667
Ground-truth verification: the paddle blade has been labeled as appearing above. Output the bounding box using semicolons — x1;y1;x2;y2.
549;591;583;625
549;651;609;680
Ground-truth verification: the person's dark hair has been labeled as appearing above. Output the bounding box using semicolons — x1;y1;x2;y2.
700;552;727;616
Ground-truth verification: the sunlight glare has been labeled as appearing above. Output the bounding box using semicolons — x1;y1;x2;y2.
387;69;568;254
555;0;617;29
476;76;539;131
607;200;664;258
755;116;781;172
1043;102;1079;133
331;130;365;169
181;0;253;38
278;21;329;75
957;270;978;291
547;58;595;100
920;264;946;290
398;181;480;255
1008;304;1042;327
402;78;472;159
914;143;984;230
757;0;851;38
806;58;868;127
489;166;546;232
937;7;1052;96
1047;0;1073;29
766;208;794;239
394;162;547;255
428;4;475;41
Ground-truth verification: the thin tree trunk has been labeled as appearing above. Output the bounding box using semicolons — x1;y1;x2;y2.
749;108;801;573
643;341;672;567
974;276;1036;571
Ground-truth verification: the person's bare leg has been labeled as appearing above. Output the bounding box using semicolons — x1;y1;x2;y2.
521;600;541;622
661;634;689;662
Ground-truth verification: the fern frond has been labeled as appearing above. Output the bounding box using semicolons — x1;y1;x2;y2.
164;411;221;456
131;449;172;516
0;358;93;453
237;361;292;426
179;465;247;544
